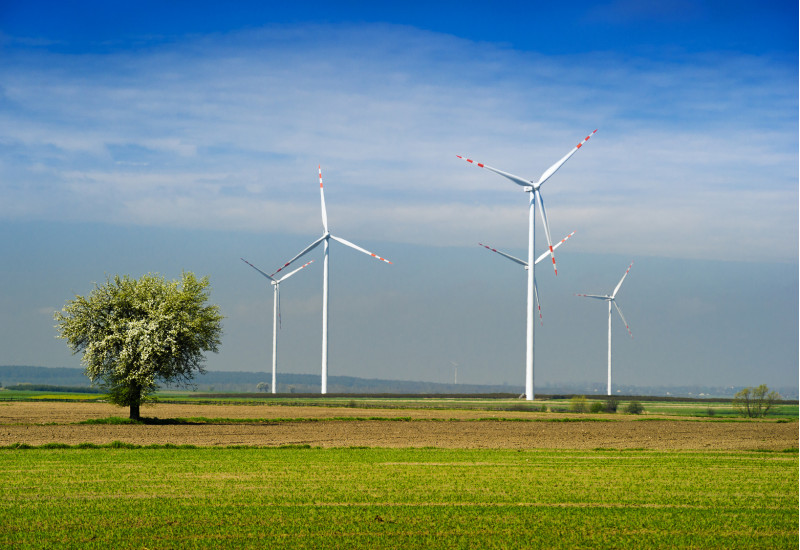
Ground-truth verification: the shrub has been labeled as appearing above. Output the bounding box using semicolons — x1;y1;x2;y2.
624;401;644;414
604;396;619;413
570;396;588;413
733;385;780;418
590;402;605;413
508;403;547;413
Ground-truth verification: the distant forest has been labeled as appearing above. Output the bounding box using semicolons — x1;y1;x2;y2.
0;365;520;395
1;365;796;399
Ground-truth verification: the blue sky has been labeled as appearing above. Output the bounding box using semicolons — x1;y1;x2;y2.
0;1;797;393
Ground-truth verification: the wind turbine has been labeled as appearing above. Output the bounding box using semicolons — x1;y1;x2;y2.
575;262;634;396
241;257;314;394
450;360;458;385
271;166;392;394
479;231;576;326
459;130;597;400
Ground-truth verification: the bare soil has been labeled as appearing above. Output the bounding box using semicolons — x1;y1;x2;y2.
0;401;796;450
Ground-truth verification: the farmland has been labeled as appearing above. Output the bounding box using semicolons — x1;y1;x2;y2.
0;397;797;548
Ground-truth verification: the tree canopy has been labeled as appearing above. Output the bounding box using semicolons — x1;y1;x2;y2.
55;272;223;419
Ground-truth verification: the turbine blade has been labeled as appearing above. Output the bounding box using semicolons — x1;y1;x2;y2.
478;243;527;267
534;276;543;326
613;300;633;338
612;261;634;298
534;230;576;265
241;258;276;282
330;235;392;264
456;155;532;188
536;129;597;186
277;259;315;283
534;189;557;275
271;235;326;277
319;165;329;233
575;294;610;300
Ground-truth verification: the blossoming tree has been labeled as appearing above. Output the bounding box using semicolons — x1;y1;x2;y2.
55;272;223;420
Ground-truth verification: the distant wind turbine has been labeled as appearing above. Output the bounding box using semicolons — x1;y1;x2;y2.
241;257;314;394
271;166;392;394
479;230;577;326
450;360;458;385
459;130;597;400
575;262;634;396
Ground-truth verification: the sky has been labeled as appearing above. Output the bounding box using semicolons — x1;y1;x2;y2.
0;1;797;394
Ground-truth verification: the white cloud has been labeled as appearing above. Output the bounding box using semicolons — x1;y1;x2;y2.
0;23;796;262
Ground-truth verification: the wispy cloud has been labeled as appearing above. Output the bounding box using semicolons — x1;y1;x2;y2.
0;23;796;261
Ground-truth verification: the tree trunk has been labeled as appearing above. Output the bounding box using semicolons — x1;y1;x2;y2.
128;381;142;420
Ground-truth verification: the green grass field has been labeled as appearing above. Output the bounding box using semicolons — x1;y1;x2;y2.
1;445;796;549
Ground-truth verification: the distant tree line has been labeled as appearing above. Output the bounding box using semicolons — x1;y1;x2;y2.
3;384;104;393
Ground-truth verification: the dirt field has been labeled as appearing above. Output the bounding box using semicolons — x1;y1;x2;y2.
1;401;796;450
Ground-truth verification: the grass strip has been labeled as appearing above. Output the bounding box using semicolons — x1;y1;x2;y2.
73;415;626;426
14;416;780;428
2;442;797;453
1;441;315;450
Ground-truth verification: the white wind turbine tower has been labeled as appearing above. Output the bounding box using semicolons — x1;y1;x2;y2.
575;262;634;396
458;130;597;400
241;257;314;394
271;166;392;394
479;231;576;326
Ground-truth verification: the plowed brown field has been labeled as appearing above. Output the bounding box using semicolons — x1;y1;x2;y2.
1;401;796;450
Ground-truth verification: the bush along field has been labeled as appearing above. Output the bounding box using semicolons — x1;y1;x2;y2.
0;445;797;549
